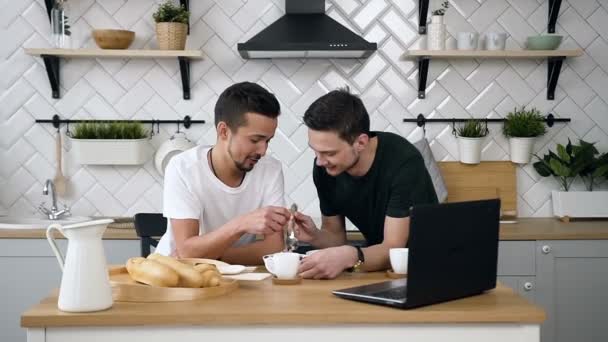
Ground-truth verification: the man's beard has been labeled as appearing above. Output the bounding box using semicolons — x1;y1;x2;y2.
228;139;261;172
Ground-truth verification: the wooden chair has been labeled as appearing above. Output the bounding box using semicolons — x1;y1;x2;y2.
133;213;167;257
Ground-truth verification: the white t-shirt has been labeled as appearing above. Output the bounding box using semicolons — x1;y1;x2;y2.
155;145;286;256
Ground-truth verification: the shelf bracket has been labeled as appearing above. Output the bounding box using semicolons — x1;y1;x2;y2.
418;0;429;34
547;56;564;100
417;57;430;99
41;55;61;99
44;0;55;21
178;57;191;100
548;0;562;34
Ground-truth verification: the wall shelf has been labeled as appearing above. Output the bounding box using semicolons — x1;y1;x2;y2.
418;0;563;34
401;49;583;100
24;48;203;100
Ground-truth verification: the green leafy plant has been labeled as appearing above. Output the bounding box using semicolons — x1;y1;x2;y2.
432;1;450;16
152;1;189;24
533;139;608;191
503;106;547;138
456;119;488;138
51;1;71;36
72;122;148;140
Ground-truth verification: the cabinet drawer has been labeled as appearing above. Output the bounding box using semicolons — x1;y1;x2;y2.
497;241;536;276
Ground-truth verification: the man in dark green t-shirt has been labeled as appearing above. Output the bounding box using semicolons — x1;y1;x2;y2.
294;88;438;279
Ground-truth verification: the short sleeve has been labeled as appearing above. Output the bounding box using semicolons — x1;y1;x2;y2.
162;158;200;219
386;156;439;218
313;164;338;216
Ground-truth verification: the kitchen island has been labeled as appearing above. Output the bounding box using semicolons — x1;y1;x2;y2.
21;271;545;342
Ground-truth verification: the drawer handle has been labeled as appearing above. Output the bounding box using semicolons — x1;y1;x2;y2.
542;245;551;254
524;282;533;291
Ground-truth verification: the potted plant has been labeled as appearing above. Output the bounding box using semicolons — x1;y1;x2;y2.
503;106;547;164
69;122;149;165
456;119;488;164
533;139;608;221
428;1;449;50
152;1;189;50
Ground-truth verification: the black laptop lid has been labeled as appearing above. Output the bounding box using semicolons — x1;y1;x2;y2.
404;199;501;309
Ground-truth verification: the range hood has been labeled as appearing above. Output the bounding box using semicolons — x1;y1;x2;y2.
237;0;377;59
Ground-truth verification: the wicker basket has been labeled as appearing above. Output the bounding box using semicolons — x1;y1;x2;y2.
156;22;187;50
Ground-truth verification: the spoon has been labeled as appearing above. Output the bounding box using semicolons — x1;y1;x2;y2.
284;203;299;252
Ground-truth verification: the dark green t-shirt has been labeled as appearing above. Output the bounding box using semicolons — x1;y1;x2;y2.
313;131;438;246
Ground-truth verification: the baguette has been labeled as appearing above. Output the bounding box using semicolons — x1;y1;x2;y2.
126;257;179;287
201;269;221;287
147;253;204;288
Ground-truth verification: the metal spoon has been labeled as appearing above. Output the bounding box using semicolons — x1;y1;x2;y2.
284;203;299;252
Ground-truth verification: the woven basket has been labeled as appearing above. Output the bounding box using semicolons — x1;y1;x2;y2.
156;22;187;50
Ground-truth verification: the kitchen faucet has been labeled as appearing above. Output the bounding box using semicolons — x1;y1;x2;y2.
39;179;70;220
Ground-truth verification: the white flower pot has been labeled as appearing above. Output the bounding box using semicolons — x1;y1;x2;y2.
509;137;535;164
70;138;148;165
458;137;484;164
552;191;608;219
427;16;445;50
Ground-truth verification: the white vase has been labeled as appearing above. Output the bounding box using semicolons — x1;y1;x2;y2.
509;137;535;164
458;137;484;164
427;15;445;50
69;138;149;165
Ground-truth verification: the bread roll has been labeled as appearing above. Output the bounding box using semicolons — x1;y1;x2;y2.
194;263;217;273
201;269;221;287
126;257;179;287
147;253;204;288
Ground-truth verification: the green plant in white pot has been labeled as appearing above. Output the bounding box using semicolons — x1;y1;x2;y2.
70;122;149;165
503;107;547;164
456;119;488;164
153;1;189;50
533;139;608;221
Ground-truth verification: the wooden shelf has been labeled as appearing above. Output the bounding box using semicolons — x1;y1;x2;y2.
24;48;202;100
404;49;583;100
24;48;203;59
402;49;583;59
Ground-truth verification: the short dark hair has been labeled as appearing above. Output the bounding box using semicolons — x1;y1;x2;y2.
303;87;370;143
214;82;280;129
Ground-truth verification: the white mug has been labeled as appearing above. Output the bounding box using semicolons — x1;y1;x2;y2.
457;32;479;50
263;252;301;279
389;248;409;274
485;32;507;50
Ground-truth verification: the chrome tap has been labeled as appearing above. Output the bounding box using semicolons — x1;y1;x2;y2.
39;179;70;220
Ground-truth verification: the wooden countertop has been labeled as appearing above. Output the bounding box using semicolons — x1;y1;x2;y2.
3;218;608;240
21;272;545;328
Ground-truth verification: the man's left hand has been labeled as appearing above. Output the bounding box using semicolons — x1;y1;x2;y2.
298;246;357;280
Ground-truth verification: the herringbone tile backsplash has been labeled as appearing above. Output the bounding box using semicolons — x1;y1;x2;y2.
1;0;607;220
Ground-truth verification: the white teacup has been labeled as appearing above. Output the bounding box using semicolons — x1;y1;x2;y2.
263;252;301;279
457;32;479;50
485;32;507;50
389;248;409;274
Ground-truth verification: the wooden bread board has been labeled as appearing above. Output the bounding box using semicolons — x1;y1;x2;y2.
109;266;238;302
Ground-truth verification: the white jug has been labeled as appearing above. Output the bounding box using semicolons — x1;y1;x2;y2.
46;219;114;312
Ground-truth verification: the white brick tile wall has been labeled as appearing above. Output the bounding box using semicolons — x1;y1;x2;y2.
2;0;608;218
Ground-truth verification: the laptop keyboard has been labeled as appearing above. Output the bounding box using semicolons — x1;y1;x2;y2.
374;286;407;300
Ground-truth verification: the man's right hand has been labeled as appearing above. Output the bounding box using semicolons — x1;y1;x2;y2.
293;211;320;244
237;206;290;236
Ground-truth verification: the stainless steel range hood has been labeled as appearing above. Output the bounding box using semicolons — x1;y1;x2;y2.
237;0;377;59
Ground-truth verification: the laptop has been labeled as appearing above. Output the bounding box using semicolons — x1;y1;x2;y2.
332;199;501;309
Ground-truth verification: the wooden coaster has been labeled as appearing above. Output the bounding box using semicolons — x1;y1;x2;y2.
272;276;302;285
386;270;407;279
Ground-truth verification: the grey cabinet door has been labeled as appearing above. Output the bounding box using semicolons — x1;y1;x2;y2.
0;238;139;342
536;240;608;342
498;276;537;303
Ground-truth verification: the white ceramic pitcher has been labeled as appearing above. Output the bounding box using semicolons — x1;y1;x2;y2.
46;219;114;312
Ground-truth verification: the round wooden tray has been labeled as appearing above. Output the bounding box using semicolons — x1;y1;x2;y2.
109;266;238;302
386;270;407;279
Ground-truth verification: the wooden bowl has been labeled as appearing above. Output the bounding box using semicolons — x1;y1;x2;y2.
92;29;135;49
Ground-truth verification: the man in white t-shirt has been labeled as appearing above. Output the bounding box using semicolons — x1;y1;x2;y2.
155;82;291;265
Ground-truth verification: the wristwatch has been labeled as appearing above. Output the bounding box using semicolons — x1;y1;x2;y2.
348;246;365;272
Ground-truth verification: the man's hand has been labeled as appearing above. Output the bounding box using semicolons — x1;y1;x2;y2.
237;206;290;236
298;245;357;280
293;211;321;244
